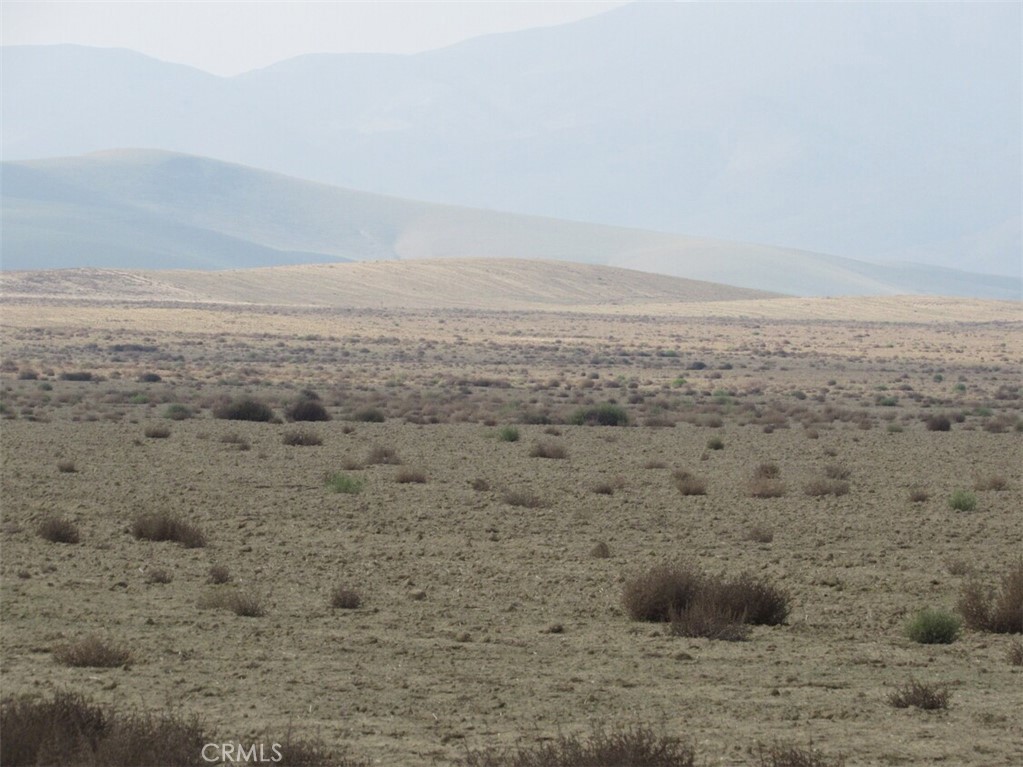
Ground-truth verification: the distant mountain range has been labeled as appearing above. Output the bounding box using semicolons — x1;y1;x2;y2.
2;150;1017;299
2;2;1019;280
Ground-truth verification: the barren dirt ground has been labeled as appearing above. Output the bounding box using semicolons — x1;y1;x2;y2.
1;299;1021;766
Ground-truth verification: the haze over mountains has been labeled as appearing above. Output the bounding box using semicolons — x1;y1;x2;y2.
3;149;1018;299
1;2;1019;297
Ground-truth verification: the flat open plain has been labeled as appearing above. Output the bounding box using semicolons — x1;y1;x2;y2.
1;266;1021;765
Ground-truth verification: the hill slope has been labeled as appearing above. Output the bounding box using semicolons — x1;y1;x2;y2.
2;150;1017;299
0;259;779;310
2;2;1018;276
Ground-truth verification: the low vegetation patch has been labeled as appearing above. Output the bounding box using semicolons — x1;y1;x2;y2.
755;743;846;767
948;489;977;511
198;586;266;617
747;524;774;543
749;478;786;498
706;437;725;451
366;445;401;465
461;725;695;767
623;563;788;638
325;473;365;494
908;487;929;503
905;608;961;644
331;587;363;610
395;468;428;484
53;636;131;668
0;691;355;767
957;560;1023;633
353;407;385;423
673;469;707;496
163;403;192;420
529;440;568;459
56;460;77;473
282;428;322;446
144;568;172;585
213;397;273;422
503;489;544;508
974;474;1008;491
287;397;331;422
568;403;629;426
143;424;170;439
38;515;80;544
887;679;951;710
131;512;206;548
804;479;850;497
208;564;231;584
497;426;520;442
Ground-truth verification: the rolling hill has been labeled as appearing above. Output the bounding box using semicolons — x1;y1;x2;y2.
2;150;1017;299
2;2;1019;277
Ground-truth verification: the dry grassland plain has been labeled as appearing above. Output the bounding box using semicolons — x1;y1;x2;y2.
1;288;1021;766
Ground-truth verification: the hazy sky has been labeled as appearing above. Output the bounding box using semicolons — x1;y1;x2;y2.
1;1;629;76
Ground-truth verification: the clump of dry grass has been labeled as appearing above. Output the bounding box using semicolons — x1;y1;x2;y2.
974;474;1008;491
144;568;172;584
131;512;206;548
462;725;695;767
909;487;929;503
366;445;401;465
143;424;170;439
198;586;266;617
754;463;780;479
395;468;427;484
804;479;850;497
643;459;668;469
38;515;80;544
1007;639;1023;666
957;560;1023;633
823;464;850;480
56;460;77;473
529;441;568;459
282;428;322;446
330;586;363;610
887;679;951;710
755;742;846;767
749;478;786;498
53;636;132;668
747;524;774;544
503;489;544;508
592;476;626;495
673;469;707;496
208;564;231;584
623;564;788;638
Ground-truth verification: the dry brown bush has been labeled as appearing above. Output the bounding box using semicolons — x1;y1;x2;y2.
590;541;611;559
38;516;80;544
749;478;786;498
131;512;206;549
669;600;749;641
529;441;568;459
462;725;695;767
887;679;951;710
144;568;172;584
957;560;1023;633
198;586;266;617
56;460;77;473
395;468;428;484
974;474;1008;491
208;564;231;584
53;636;131;668
754;462;781;479
909;487;930;503
823;464;851;480
622;564;704;622
282;429;323;446
503;489;544;508
143;424;170;439
747;525;775;544
804;479;850;497
331;587;363;609
1007;639;1023;666
673;469;707;496
755;742;846;767
366;445;401;465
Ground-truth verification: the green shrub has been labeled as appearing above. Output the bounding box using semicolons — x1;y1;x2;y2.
905;608;961;644
706;437;725;451
325;473;364;494
213;397;273;422
353;407;385;422
948;489;977;511
497;426;520;442
568;403;629;426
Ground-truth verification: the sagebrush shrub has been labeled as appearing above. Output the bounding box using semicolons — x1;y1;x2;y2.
925;415;952;432
282;428;322;446
208;565;231;584
143;425;170;439
462;725;695;767
325;473;364;494
131;512;206;548
673;470;707;496
198;587;265;617
163;403;192;420
53;636;131;668
669;600;749;641
353;407;385;423
366;445;401;465
622;564;704;622
213;397;273;422
529;441;568;459
948;489;977;511
706;437;724;451
498;426;520;442
331;587;362;609
287;399;331;422
568;404;629;426
38;516;80;544
887;679;950;710
755;742;846;767
957;560;1023;633
905;608;961;644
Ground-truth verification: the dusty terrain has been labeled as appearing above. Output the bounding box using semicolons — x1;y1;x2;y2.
1;268;1021;765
